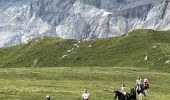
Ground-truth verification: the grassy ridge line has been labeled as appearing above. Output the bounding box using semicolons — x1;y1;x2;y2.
0;29;170;71
0;67;169;100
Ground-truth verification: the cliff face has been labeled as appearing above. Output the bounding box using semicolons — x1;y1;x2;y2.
0;0;170;47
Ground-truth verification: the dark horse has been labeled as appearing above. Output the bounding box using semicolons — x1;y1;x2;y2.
114;90;131;100
144;83;149;90
136;84;146;97
130;88;137;100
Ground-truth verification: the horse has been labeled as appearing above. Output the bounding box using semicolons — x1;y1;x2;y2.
114;90;131;100
135;84;146;100
130;88;137;100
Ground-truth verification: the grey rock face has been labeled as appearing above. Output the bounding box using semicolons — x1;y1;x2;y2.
0;0;170;47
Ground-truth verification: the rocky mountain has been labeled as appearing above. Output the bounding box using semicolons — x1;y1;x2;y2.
0;0;170;47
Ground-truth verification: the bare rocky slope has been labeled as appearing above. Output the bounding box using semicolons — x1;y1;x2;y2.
0;0;170;47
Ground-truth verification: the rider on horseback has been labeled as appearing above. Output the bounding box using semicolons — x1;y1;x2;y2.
144;77;149;87
82;89;90;100
135;76;147;97
136;76;142;93
120;83;126;95
136;76;142;86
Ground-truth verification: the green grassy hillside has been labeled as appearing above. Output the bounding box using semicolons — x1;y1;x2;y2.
0;29;170;100
0;67;169;100
0;29;170;72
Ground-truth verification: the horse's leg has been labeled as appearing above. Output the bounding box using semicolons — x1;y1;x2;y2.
135;96;137;100
118;95;121;100
138;94;140;100
144;89;147;94
138;93;142;100
142;91;146;97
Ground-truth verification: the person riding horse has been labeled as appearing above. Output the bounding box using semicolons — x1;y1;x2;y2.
120;84;126;95
136;76;142;86
136;83;146;97
144;77;149;89
82;89;90;100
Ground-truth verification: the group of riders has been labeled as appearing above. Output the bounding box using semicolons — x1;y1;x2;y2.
120;76;149;95
114;76;150;100
45;76;149;100
81;76;149;100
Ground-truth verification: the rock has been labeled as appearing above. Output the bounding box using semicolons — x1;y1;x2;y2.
165;60;170;64
88;45;92;48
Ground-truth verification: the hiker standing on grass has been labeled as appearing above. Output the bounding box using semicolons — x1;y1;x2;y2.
82;89;90;100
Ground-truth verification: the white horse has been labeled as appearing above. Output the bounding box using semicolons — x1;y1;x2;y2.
136;84;146;100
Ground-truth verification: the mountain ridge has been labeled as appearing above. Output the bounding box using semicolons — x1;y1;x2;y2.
1;0;170;47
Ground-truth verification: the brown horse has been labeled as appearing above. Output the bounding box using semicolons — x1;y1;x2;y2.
143;82;149;95
144;83;149;90
130;88;137;100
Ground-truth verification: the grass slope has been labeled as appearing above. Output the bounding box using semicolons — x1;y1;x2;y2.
0;67;169;100
0;29;170;72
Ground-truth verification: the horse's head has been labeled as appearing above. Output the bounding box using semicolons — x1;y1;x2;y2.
130;88;136;95
114;90;123;99
129;88;137;100
130;88;135;92
114;90;118;99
